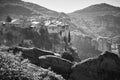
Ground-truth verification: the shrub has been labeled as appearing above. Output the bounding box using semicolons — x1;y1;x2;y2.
0;51;65;80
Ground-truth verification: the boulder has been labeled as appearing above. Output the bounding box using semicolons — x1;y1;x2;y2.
39;55;74;79
69;51;120;80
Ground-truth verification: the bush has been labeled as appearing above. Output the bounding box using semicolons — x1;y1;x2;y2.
0;51;65;80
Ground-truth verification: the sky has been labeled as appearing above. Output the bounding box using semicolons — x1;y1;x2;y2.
23;0;120;13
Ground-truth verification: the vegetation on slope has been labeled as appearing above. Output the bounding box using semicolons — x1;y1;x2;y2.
0;49;65;80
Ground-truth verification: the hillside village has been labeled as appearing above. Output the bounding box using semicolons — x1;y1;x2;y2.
1;0;120;80
0;16;71;51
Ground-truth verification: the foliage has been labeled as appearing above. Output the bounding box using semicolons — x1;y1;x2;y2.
0;51;65;80
5;16;12;22
68;31;71;43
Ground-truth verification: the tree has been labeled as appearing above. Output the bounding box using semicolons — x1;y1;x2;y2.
5;16;12;22
68;31;71;43
63;36;68;51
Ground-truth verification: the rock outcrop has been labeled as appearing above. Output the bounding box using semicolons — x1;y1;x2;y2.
6;46;120;80
69;51;120;80
6;46;60;65
39;55;74;79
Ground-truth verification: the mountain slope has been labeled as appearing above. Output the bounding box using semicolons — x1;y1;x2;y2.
70;3;120;17
69;3;120;37
0;0;63;20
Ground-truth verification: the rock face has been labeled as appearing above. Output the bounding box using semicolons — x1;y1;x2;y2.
0;25;53;50
6;46;60;65
39;55;74;79
6;47;120;80
71;34;102;60
69;51;120;80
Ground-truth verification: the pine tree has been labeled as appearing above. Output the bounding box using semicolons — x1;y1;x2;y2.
68;31;71;43
63;36;68;51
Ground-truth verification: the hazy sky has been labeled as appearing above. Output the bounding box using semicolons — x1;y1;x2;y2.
23;0;120;13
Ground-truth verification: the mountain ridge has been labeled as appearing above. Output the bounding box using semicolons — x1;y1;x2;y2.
70;3;120;14
0;0;69;20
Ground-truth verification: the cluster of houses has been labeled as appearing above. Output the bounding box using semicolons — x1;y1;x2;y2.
0;16;71;52
1;16;70;37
